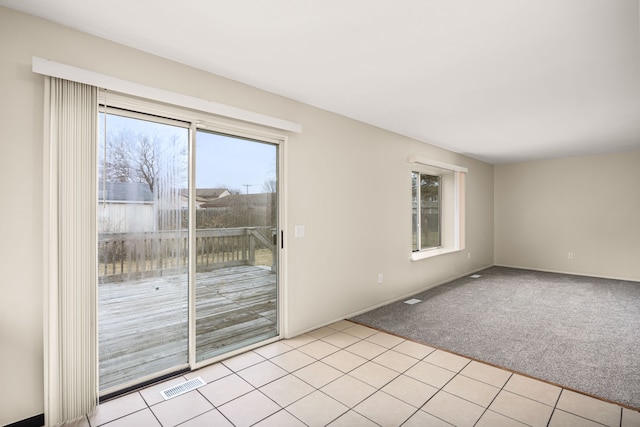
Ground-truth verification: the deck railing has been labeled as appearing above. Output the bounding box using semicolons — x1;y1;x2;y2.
98;227;274;282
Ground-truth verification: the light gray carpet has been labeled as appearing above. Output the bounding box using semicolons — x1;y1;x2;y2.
351;266;640;409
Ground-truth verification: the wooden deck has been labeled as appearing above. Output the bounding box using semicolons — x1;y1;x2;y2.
98;265;277;392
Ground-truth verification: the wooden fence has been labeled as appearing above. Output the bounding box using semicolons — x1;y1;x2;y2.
98;227;274;282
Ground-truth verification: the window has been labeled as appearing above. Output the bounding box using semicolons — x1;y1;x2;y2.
412;172;441;251
409;156;467;260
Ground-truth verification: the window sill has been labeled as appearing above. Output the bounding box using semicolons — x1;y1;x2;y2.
411;247;462;261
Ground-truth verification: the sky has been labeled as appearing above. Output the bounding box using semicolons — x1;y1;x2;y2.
196;131;276;194
100;112;277;194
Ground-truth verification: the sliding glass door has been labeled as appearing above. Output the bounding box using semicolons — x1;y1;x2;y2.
97;107;280;394
97;109;189;392
194;130;279;362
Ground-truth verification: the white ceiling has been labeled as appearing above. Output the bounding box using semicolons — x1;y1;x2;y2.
3;0;639;163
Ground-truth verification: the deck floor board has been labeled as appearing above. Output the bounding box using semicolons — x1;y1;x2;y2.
98;265;277;392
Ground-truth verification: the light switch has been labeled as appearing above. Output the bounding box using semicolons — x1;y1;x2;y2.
294;225;305;238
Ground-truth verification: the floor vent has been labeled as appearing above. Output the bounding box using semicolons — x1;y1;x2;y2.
404;298;421;305
160;377;206;400
470;274;482;279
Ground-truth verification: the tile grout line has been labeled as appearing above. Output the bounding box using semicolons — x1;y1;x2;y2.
381;338;453;426
314;335;422;419
550;389;622;427
350;318;640;412
416;357;474;423
618;406;622;427
472;371;514;427
431;358;501;425
192;386;236;427
195;361;303;427
545;388;564;427
278;407;312;427
259;332;353;425
101;321;635;426
147;397;164;427
100;328;434;425
252;387;303;427
93;390;153;427
297;330;418;426
95;406;153;427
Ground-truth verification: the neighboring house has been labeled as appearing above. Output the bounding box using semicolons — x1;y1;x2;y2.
98;187;238;233
180;187;231;208
98;182;155;233
201;193;276;227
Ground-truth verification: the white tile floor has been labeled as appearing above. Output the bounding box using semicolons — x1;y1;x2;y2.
68;320;640;427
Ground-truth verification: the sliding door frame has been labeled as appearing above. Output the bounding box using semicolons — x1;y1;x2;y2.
188;122;285;369
98;90;288;389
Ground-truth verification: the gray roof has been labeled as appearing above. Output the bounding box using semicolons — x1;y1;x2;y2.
201;193;274;208
180;188;229;200
98;182;153;202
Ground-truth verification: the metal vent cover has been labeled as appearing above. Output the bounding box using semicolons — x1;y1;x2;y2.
160;377;206;400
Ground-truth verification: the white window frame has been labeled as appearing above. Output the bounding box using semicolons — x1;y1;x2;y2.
412;172;442;251
409;156;467;261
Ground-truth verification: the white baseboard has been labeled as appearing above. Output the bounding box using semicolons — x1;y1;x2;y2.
494;264;640;284
287;264;493;338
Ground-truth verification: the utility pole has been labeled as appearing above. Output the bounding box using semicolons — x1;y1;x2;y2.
243;184;253;194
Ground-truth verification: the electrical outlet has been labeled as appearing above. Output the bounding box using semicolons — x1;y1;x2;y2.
568;252;574;259
378;273;383;284
467;252;471;259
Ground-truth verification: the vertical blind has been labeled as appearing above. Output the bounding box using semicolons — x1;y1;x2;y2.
44;77;98;425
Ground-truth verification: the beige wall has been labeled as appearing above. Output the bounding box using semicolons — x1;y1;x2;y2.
495;150;640;281
0;7;494;425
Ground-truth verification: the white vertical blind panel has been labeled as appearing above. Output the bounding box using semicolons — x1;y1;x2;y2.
49;77;98;422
